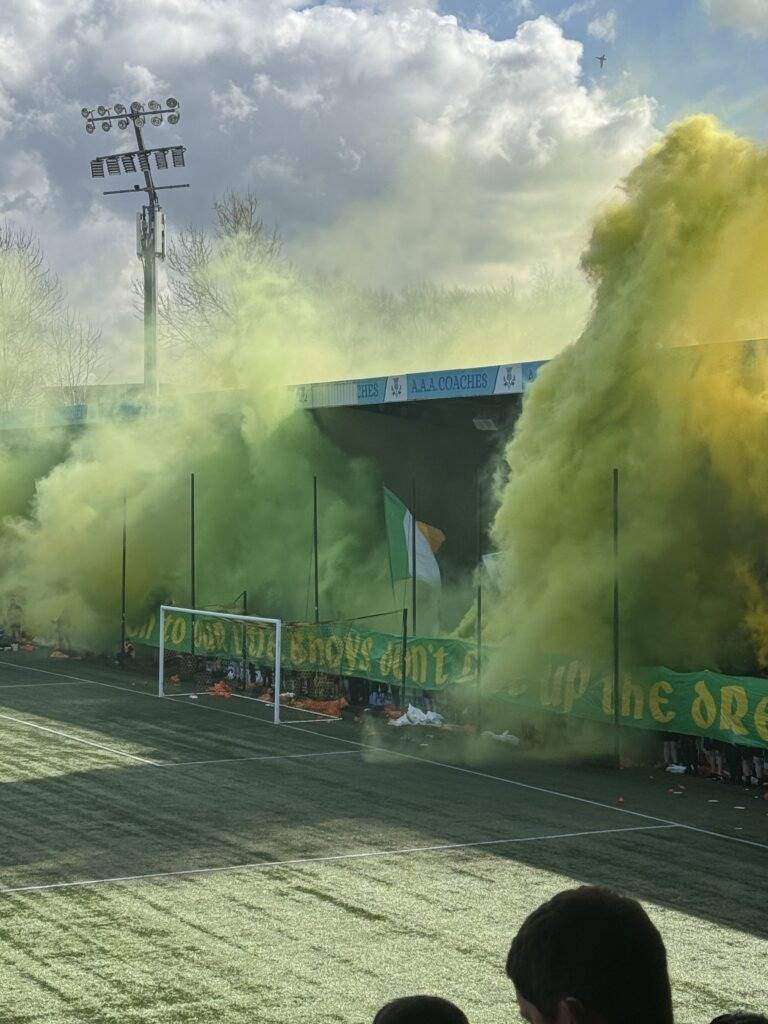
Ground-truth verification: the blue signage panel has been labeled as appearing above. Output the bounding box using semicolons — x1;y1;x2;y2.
291;359;548;410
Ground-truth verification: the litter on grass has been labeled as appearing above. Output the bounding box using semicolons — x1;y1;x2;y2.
389;704;445;728
481;730;521;745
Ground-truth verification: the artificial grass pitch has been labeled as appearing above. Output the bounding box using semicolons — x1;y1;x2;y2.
0;652;765;1024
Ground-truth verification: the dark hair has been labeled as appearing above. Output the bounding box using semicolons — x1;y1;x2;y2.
373;996;469;1024
505;886;672;1024
711;1016;768;1024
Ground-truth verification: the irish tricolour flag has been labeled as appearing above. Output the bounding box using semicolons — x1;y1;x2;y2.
383;487;444;587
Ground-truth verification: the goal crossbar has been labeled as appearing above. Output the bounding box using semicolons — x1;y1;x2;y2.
158;605;283;724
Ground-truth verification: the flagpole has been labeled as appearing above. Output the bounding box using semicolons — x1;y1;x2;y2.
612;467;621;770
411;477;417;636
120;496;127;662
313;475;320;624
190;472;196;658
401;606;409;709
476;472;482;729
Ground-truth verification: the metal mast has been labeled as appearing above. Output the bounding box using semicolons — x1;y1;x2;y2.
82;98;189;404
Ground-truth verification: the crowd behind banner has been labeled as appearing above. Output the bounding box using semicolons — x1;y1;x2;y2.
130;610;768;750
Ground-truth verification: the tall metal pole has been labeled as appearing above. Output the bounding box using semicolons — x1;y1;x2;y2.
242;589;248;684
313;475;320;624
134;120;161;402
120;496;127;659
190;472;196;657
476;473;482;729
400;607;409;709
411;478;417;637
612;467;621;769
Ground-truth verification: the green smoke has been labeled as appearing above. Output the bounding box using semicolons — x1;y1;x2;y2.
490;116;768;678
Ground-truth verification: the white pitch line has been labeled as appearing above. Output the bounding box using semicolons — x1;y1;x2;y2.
0;679;82;691
0;709;160;766
2;659;767;854
160;749;360;768
0;824;678;896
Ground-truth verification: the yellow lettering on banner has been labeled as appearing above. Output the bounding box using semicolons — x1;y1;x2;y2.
462;650;477;678
542;664;564;708
408;645;428;685
602;675;614;716
325;635;343;672
380;642;395;679
247;626;265;659
754;695;768;742
720;685;749;736
563;662;590;713
343;634;362;673
290;631;306;666
621;674;644;720
140;614;155;641
692;680;716;729
308;636;325;667
171;616;186;646
359;637;373;674
649;681;675;724
211;620;225;651
433;647;448;686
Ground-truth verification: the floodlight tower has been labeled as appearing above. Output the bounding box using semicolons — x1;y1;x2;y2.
81;98;189;402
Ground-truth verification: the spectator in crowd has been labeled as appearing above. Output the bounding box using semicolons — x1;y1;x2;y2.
506;886;673;1024
710;1015;768;1024
373;996;468;1024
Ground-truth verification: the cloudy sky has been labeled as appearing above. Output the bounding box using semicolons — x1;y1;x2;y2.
1;0;767;374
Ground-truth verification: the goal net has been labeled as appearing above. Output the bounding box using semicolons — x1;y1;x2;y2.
157;605;295;723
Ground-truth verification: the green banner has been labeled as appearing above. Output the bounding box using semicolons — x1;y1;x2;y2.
130;612;768;749
496;659;768;750
130;611;480;690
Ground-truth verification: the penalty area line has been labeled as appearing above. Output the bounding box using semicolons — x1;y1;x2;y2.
159;749;360;768
0;824;678;896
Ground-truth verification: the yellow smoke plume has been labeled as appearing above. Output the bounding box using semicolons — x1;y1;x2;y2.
490;115;768;677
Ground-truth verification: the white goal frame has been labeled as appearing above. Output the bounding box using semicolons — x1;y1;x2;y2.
158;605;283;724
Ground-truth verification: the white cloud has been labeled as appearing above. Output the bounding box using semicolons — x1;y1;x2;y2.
703;0;768;37
587;9;617;42
512;0;535;15
557;1;595;23
0;0;656;359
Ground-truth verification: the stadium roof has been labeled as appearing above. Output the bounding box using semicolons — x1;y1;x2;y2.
291;359;547;410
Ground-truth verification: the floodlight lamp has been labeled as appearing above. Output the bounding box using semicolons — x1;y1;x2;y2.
151;115;162;126
86;121;96;134
101;120;111;131
171;147;185;167
114;103;126;114
167;112;180;125
148;100;161;111
121;154;137;173
117;118;130;130
166;97;178;109
155;150;168;169
130;101;142;113
81;107;91;118
135;115;145;126
90;158;105;178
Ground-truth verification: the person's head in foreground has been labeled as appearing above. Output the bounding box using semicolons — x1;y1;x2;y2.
506;886;673;1024
373;995;469;1024
710;1015;768;1024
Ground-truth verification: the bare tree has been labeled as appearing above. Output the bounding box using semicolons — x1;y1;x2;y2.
157;189;283;359
0;222;104;411
47;310;104;406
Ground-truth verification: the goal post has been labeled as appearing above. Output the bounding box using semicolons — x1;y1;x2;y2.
158;605;284;724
